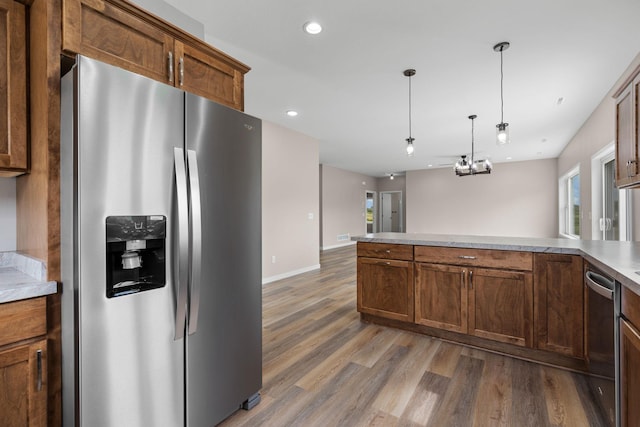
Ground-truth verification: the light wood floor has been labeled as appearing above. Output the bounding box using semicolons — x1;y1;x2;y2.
220;245;608;427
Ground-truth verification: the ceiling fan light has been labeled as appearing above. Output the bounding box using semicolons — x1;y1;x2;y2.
496;122;510;145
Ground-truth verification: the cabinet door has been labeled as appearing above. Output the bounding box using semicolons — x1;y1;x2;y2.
534;254;584;358
620;319;640;427
62;0;174;84
0;339;47;427
174;40;245;111
415;263;467;333
357;257;413;322
0;0;27;174
615;81;638;188
468;268;533;347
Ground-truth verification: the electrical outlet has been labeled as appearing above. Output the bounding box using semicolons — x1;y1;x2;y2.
271;255;276;264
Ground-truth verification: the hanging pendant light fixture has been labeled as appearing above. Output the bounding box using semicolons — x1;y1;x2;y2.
404;69;416;156
494;41;510;145
454;115;492;176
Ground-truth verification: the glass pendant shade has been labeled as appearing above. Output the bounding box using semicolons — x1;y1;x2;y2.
496;122;510;145
406;137;415;156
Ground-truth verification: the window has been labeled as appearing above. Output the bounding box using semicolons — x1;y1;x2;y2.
591;144;632;240
559;165;581;239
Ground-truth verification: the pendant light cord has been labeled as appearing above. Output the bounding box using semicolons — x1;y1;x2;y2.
471;116;475;165
408;74;412;140
500;48;504;123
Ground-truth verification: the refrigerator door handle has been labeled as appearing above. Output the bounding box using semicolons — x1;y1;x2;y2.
174;147;189;340
187;149;202;335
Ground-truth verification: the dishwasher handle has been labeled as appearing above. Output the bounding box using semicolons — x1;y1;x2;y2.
585;271;614;300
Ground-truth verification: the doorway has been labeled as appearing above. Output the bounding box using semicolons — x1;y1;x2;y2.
365;191;376;233
380;191;403;232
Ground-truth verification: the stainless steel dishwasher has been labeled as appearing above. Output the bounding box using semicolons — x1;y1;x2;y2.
585;266;618;427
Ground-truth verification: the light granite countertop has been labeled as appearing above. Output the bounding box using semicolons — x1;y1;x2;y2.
0;252;58;304
352;232;640;295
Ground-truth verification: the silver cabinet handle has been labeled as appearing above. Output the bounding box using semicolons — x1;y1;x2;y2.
36;349;42;391
385;250;391;254
179;57;184;87
585;271;614;300
377;261;391;266
174;148;189;340
461;270;465;288
459;255;476;260
187;150;202;335
168;52;174;83
469;270;473;290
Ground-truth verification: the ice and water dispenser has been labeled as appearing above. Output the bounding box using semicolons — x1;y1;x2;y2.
106;215;166;298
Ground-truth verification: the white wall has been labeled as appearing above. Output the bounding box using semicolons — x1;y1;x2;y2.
558;52;640;241
320;165;376;249
262;121;320;283
0;178;16;251
407;159;558;238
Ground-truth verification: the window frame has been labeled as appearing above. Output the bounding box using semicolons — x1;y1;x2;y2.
559;165;581;239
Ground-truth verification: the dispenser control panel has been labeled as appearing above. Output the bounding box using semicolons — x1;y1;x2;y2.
106;215;166;298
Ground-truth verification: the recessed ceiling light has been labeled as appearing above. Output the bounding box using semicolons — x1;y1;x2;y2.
556;97;564;106
428;164;433;168
506;156;513;160
303;21;322;35
286;110;298;117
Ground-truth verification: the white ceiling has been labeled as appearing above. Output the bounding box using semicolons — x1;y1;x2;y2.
165;0;640;177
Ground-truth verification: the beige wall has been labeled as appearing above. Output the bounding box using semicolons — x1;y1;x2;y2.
320;165;376;249
406;159;558;238
262;121;320;283
557;52;640;241
0;178;16;251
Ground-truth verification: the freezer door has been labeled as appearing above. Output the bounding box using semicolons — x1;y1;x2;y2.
69;56;185;427
185;94;262;427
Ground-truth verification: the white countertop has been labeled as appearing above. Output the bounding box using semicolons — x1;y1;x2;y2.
352;233;640;294
0;252;58;303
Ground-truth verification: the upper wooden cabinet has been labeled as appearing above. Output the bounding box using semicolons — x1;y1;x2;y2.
0;0;28;176
62;0;249;111
614;67;640;188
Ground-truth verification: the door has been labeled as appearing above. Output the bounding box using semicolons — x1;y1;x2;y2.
185;94;262;426
380;191;403;232
64;56;184;427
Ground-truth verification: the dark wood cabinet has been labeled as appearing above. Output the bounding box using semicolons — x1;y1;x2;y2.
357;257;414;323
613;67;640;188
533;253;584;358
0;297;48;427
0;0;27;176
468;267;533;347
620;319;640;427
415;262;467;333
62;0;250;111
357;243;414;322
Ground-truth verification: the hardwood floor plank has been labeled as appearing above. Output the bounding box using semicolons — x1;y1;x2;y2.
426;340;464;378
372;335;441;417
350;327;401;368
398;370;450;426
541;367;590;427
472;353;512;426
428;355;485;426
510;359;551;426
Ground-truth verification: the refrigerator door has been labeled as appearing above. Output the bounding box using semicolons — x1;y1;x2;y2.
71;56;185;427
185;94;262;427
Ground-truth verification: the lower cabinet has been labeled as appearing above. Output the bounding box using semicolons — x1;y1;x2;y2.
0;339;47;427
533;253;584;358
357;257;414;322
620;318;640;427
415;262;533;347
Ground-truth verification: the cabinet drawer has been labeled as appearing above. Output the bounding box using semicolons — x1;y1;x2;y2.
357;242;413;260
0;297;47;347
622;286;640;330
414;246;532;271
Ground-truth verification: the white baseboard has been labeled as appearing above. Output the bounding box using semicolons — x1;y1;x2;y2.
262;264;321;285
321;241;356;251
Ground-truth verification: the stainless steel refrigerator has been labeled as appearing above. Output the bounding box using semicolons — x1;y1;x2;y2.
60;55;262;427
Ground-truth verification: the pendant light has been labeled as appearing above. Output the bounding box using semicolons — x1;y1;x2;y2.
454;115;492;176
494;41;510;145
404;69;416;156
